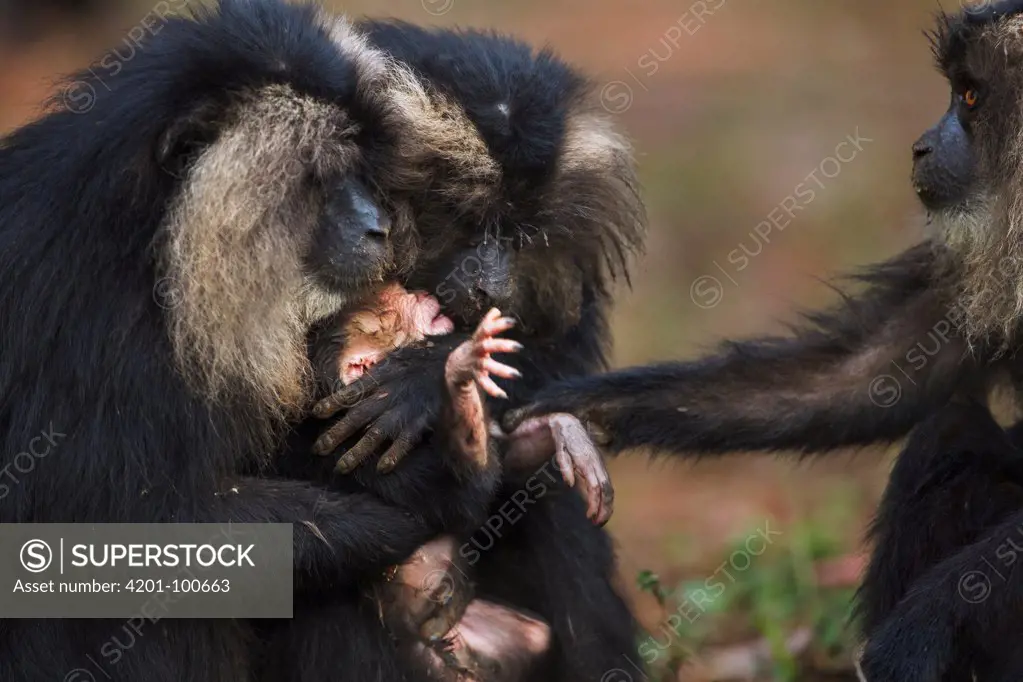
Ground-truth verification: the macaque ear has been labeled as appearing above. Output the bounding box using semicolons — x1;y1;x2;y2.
156;100;223;178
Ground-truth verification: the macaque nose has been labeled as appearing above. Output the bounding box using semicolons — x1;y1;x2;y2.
366;215;390;240
912;139;933;161
475;276;513;302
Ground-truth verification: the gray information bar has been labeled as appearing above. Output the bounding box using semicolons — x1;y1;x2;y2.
0;523;293;618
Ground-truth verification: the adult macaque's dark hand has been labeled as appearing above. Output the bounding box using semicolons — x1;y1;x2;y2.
312;336;466;473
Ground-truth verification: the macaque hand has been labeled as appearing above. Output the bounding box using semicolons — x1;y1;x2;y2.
506;413;614;526
311;340;456;473
445;308;522;401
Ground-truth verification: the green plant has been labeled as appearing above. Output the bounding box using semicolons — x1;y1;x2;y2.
636;508;861;681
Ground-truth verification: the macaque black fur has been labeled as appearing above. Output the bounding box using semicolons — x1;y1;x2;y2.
282;22;647;682
0;2;487;680
856;402;1023;680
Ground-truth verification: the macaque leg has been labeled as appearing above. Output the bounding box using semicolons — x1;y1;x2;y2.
377;536;475;641
419;601;552;682
381;535;552;682
506;414;614;525
441;308;521;471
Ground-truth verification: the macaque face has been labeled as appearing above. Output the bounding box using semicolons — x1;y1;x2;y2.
339;283;455;384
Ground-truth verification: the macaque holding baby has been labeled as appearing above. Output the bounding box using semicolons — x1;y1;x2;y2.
331;283;612;681
334;283;613;524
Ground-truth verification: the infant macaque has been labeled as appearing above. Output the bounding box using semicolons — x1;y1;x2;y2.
338;283;456;385
335;283;611;681
333;283;613;525
340;285;547;680
338;284;516;477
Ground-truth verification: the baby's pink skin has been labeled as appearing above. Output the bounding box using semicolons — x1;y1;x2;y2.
419;600;552;682
443;308;521;469
403;290;456;337
340;284;455;385
336;287;614;524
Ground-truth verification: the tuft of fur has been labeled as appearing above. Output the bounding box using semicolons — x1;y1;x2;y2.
161;85;354;420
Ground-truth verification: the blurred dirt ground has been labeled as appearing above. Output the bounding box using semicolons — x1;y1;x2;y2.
0;0;958;677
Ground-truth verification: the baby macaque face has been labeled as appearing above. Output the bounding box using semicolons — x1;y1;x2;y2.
340;283;455;385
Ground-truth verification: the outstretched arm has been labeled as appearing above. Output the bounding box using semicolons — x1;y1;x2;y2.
509;244;992;457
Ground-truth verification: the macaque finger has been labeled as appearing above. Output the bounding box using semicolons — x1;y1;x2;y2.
335;425;389;473
313;379;379;419
477;375;508;400
472;308;504;338
312;398;388;455
378;421;428;473
549;414;614;524
580;467;614;525
482;358;521;380
581;478;600;523
477;339;523;356
577;452;609;522
477;315;517;338
553;425;576;488
595;481;615;526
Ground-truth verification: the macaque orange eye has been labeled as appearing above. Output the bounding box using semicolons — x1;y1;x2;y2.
964;89;980;108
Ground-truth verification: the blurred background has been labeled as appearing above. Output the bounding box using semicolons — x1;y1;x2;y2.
0;0;958;679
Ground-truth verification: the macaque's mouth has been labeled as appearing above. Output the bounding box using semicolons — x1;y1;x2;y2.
429;312;456;336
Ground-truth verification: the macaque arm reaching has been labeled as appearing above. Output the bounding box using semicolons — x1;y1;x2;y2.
428;308;521;477
508;245;992;458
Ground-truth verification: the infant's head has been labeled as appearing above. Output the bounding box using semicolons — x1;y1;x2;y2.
339;283;455;385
